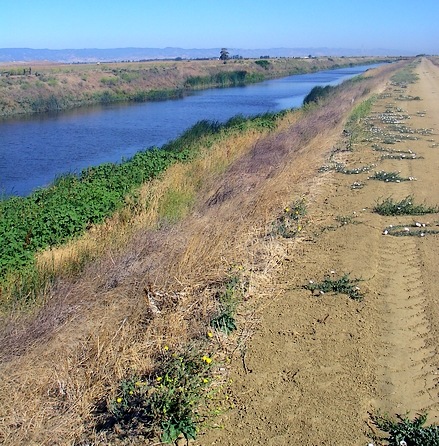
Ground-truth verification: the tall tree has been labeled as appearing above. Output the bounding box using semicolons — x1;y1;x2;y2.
219;48;229;62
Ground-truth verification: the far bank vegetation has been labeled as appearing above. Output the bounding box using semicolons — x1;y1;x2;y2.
0;56;393;117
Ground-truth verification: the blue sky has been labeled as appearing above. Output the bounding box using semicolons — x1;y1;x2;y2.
1;0;438;54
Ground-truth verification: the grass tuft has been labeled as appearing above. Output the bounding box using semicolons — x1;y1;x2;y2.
210;272;246;334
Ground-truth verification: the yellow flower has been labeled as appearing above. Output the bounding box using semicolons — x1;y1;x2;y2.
207;331;214;338
163;345;169;351
285;207;290;212
129;390;134;395
298;226;302;231
156;376;163;382
116;397;122;403
202;355;212;364
203;378;209;384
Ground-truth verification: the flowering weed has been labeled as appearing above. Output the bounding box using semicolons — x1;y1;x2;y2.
100;345;215;443
272;199;307;238
382;222;439;237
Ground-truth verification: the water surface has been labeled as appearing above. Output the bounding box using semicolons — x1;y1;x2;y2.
0;64;381;196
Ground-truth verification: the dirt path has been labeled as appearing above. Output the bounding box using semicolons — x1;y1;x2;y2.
197;58;439;445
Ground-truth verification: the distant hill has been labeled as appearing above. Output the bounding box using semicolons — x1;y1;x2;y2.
0;47;413;63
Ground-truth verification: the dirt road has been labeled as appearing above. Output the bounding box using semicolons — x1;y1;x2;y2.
198;58;439;445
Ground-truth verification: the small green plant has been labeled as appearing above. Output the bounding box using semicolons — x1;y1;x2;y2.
304;273;364;300
382;222;439;237
381;152;421;160
373;196;439;216
334;214;360;226
272;199;307;238
351;181;365;189
336;164;374;175
369;171;414;182
103;345;214;443
372;412;439;446
210;273;245;334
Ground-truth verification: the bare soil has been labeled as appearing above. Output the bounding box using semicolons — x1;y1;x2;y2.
195;58;439;445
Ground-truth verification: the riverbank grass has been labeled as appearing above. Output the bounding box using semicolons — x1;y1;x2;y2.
0;111;288;310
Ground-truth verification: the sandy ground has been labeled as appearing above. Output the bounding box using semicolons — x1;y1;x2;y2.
196;58;439;445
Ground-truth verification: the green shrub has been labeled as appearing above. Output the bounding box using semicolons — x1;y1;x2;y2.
255;60;270;69
184;70;264;89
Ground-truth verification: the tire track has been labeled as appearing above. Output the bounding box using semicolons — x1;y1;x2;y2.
375;234;439;418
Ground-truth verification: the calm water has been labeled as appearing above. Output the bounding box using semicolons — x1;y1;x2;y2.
0;64;381;196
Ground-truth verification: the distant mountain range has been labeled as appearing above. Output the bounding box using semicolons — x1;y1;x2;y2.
0;47;415;63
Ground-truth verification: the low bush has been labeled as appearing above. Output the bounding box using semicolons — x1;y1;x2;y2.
369;171;414;182
303;85;335;104
255;60;270;69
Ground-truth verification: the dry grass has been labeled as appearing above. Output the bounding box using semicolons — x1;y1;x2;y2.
0;60;407;445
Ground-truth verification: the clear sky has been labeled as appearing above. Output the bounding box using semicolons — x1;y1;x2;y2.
1;0;438;54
